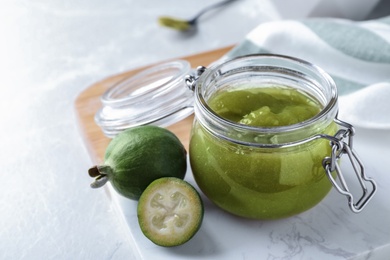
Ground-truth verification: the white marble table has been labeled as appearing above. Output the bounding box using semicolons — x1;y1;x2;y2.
1;0;388;259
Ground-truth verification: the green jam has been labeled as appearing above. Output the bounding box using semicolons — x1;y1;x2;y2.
209;87;321;127
189;86;337;219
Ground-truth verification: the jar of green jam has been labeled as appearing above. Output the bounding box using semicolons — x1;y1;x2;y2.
95;54;376;220
185;54;377;219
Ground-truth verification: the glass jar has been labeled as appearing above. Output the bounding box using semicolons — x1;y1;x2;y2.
185;54;377;219
94;54;376;220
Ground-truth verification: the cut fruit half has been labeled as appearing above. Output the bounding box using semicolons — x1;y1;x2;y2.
137;177;204;247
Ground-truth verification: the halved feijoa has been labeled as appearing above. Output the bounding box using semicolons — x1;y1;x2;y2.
137;177;204;247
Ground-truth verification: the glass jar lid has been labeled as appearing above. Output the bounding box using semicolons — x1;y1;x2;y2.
95;60;194;138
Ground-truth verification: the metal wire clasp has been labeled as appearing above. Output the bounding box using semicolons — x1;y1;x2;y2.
322;118;377;213
185;66;207;91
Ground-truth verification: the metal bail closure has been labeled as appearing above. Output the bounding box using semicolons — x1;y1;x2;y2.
322;118;377;213
185;65;207;91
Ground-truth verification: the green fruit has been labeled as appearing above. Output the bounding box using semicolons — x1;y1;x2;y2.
137;177;204;247
88;126;187;200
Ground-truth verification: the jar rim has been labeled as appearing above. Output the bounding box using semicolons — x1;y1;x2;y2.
194;54;339;143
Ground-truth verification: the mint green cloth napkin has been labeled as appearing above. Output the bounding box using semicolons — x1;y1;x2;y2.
222;16;390;129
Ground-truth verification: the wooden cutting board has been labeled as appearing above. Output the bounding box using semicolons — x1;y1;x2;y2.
74;45;233;164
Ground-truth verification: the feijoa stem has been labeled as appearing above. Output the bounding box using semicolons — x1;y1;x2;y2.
88;166;101;177
88;165;113;189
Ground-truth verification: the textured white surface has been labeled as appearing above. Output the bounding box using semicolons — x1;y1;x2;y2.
0;0;387;259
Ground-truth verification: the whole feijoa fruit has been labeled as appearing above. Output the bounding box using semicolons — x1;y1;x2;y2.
88;125;187;200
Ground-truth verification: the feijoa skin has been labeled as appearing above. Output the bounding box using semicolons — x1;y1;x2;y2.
88;126;187;200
